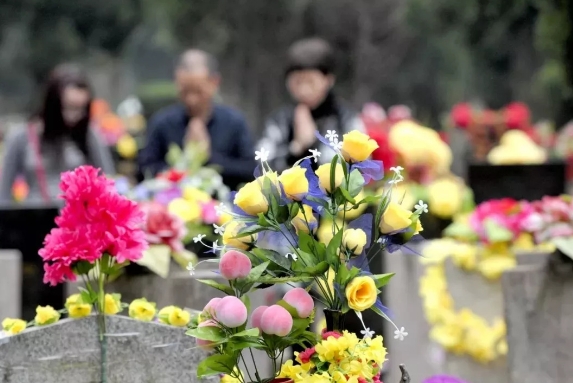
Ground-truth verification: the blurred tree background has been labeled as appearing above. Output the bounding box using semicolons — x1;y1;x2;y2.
0;0;571;130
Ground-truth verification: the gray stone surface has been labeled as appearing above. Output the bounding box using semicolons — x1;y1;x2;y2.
0;315;218;383
0;250;22;320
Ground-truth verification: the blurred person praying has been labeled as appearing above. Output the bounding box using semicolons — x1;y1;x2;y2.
137;49;256;190
257;37;365;172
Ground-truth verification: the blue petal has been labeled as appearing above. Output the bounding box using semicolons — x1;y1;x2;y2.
375;298;393;318
315;131;335;149
348;213;373;249
256;225;298;254
253;164;263;178
351;160;384;183
347;252;370;272
133;184;150;200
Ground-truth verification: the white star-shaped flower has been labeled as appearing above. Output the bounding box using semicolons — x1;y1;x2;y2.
213;223;225;235
309;148;322;163
415;200;429;213
193;234;206;243
390;166;404;175
360;327;375;339
212;240;221;250
186;262;195;276
214;203;226;217
394;326;408;341
325;130;338;141
286;252;298;261
255;147;270;162
388;175;404;185
331;138;343;150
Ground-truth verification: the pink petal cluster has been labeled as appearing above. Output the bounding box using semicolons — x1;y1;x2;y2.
139;201;187;252
469;198;533;243
298;347;316;364
40;166;148;286
521;196;573;243
321;329;342;340
201;201;219;224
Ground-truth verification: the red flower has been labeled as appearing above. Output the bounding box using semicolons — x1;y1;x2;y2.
504;102;531;130
451;103;472;129
366;128;397;172
321;329;342;340
298;347;316;364
140;201;187;252
160;169;186;183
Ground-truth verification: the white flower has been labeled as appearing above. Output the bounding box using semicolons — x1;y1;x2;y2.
186;262;195;276
214;203;226;216
309;148;321;163
325;130;338;142
331;138;343;150
212;240;221;251
255;147;270;162
388;175;404;185
394;326;408;341
193;234;206;243
415;200;429;213
286;252;298;261
360;327;375;339
213;224;225;235
390;166;404;175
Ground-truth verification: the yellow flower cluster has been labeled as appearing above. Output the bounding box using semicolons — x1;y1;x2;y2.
168;187;213;223
1;318;27;335
279;331;386;383
419;240;509;363
128;298;157;321
158;305;191;327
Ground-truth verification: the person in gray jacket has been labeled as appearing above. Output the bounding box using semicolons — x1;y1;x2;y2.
0;64;114;203
258;37;364;172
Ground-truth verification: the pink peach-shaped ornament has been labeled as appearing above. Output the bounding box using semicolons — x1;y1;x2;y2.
196;320;219;350
250;305;269;330
219;250;252;280
215;296;248;328
260;305;293;336
203;297;222;318
283;288;314;319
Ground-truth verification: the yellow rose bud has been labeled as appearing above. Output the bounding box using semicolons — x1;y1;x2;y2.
292;204;317;234
183;187;212;203
2;318;26;335
222;221;257;250
342;229;368;255
317;220;344;244
168;198;201;222
116;134;138;159
315;163;344;193
65;294;92;319
104;294;122;315
338;191;368;220
35;305;60;326
128;298;156;322
218;211;233;225
278;166;309;201
168;307;191;327
340;130;379;163
158;305;176;324
345;276;377;311
379;202;413;234
233;181;269;216
256;171;279;188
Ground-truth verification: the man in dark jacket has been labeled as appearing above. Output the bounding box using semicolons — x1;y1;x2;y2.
257;38;364;172
138;49;256;189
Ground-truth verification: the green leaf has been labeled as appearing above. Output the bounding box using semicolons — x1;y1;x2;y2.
256;275;314;284
329;155;340;193
240;295;251;313
354;195;381;207
196;279;234;295
246;261;270;282
234;225;268;238
226;337;265;351
289;203;300;219
346;170;365;197
326;228;344;263
78;287;97;304
231;328;260;338
302;261;330;276
277;300;300;318
252;248;292;270
73;261;95;276
371;273;395;288
196;354;236;377
339;187;356;204
484;218;513;242
298;232;315;254
186;326;226;342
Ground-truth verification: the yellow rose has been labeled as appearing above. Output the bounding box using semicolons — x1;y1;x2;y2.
292;204;317;234
128;298;156;321
65;294;92;318
342;229;368;255
168;198;201;222
315;163;344;193
378;202;413;234
341;130;379;163
35;305;60;326
183;187;212;203
158;306;176;324
233;181;269;216
116;134;138;159
386;183;416;211
427;178;462;219
168;307;191;327
222;221;256;250
104;294;122;315
279;166;309;200
338;191;368;220
317;220;344;244
345;276;377;311
2;318;27;335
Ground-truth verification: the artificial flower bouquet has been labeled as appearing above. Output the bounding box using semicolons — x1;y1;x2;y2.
186;129;425;383
487;130;547;165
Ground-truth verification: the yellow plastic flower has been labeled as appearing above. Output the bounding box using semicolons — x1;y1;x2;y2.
317;220;344;244
279;166;309;201
234;180;269;216
342;228;367;255
168;307;191;327
116;134;138;159
345;276;377;311
168;198;201;222
315;163;344;193
35;305;60;326
222;221;256;250
2;318;27;335
340;130;379;163
218;211;233;225
292;204;317;234
427;178;462;219
183;187;212;204
378;201;412;234
337;191;368;221
104;294;122;315
65;294;92;318
478;255;516;280
158;305;176;324
128;298;156;321
387;183;416;211
451;243;478;271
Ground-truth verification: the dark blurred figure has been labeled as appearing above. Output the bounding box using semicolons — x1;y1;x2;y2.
258;38;364;172
0;63;114;203
138;49;256;190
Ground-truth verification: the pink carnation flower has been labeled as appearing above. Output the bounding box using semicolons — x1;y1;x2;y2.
139;201;186;252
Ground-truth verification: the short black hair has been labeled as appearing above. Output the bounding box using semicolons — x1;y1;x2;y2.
177;49;219;76
285;37;335;76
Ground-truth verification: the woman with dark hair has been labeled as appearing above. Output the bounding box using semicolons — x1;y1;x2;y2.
0;64;114;202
